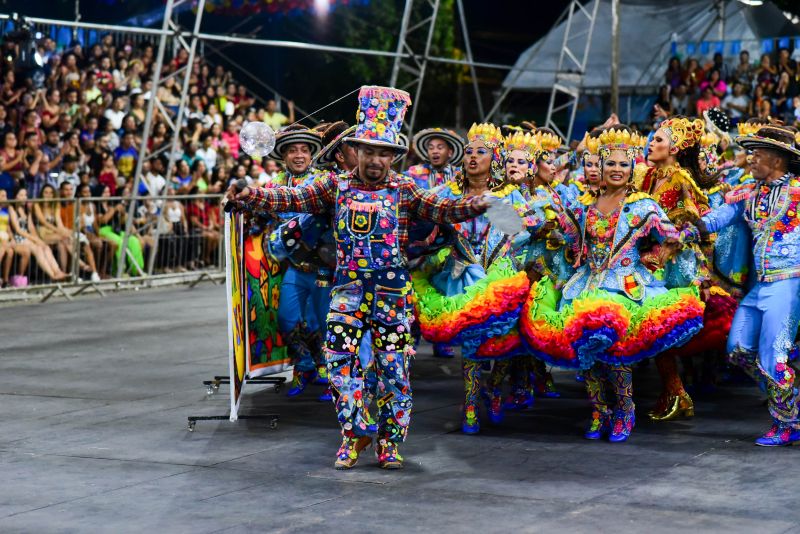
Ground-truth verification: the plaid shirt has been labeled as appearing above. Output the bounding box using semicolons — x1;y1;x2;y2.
245;170;484;263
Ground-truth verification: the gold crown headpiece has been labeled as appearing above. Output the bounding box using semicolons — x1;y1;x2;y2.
661;117;704;151
467;123;503;148
582;132;600;156
597;128;645;161
534;130;562;153
737;122;763;137
504;131;541;162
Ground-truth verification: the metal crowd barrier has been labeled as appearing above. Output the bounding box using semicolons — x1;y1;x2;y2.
0;193;224;302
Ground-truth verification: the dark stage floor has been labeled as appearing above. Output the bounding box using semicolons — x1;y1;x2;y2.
1;286;798;533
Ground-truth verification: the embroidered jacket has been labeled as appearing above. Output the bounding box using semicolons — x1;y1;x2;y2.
702;174;800;283
559;192;679;302
244;170;483;268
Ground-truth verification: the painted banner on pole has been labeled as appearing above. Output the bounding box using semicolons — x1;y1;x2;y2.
225;212;247;420
243;231;290;377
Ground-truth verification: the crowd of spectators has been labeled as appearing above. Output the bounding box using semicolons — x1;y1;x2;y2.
0;30;295;287
656;48;800;126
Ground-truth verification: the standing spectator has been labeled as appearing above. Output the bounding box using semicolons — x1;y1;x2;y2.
220;120;241;159
113;132;138;180
665;57;682;89
262;98;294;131
722;82;750;124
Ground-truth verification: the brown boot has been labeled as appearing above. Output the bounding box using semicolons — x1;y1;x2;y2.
334;436;372;470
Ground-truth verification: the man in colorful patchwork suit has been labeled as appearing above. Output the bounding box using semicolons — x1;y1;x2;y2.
228;86;490;469
697;126;800;446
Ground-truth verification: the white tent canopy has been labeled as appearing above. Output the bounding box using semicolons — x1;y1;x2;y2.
504;0;798;93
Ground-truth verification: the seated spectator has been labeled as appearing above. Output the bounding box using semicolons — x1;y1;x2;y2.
9;187;69;282
97;184;145;276
751;84;772;119
186;186;220;267
682;57;705;93
158;186;189;272
77;183;110;278
83;72;103;105
196;133;217;171
113;132;138;180
172;160;192;193
699;68;727;99
140;158;167;198
98;151;119;196
722;82;750;123
58;156;81;190
0;188;29;287
756;53;777;92
696;86;721;116
41;129;65;174
104;97;127;131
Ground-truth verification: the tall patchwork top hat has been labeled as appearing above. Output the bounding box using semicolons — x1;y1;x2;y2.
412;128;465;166
344;85;411;153
737;125;800;173
268;124;324;161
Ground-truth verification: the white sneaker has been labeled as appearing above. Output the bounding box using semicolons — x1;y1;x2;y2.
90;272;101;283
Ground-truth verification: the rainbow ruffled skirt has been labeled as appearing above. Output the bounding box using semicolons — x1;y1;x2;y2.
520;277;705;369
413;257;530;358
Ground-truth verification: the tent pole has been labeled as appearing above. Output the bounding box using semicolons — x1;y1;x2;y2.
610;0;620;115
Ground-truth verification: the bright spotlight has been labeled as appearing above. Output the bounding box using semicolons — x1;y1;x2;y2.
314;0;331;17
737;0;764;6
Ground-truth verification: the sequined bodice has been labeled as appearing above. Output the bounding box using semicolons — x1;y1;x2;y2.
585;205;620;271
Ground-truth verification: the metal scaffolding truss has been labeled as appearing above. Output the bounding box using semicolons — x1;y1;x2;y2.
0;2;559;280
390;0;483;135
543;0;599;143
120;0;207;277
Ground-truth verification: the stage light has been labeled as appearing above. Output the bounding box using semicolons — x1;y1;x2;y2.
314;0;331;17
736;0;763;6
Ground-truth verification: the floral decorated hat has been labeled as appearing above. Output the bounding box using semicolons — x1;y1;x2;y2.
737;125;800;172
411;127;465;165
344;85;411;153
268;124;324;161
314;121;356;166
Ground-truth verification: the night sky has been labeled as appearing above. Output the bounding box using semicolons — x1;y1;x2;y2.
3;0;569;123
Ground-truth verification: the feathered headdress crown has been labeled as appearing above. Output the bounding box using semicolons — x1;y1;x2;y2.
504;131;541;161
737;122;762;137
467;123;503;148
597;128;645;160
534;130;562;153
660;117;704;151
582;132;600;156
